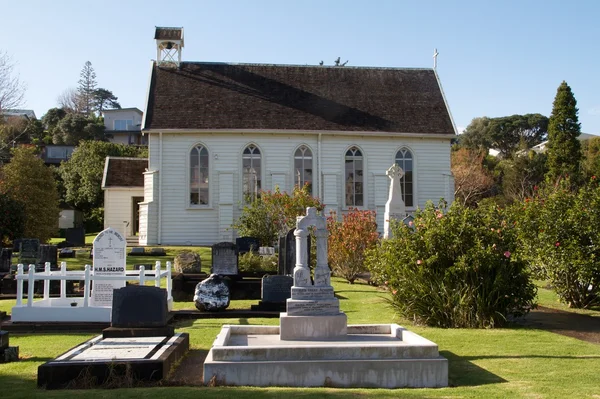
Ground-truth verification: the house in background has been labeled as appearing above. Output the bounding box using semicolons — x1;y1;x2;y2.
101;156;147;242
103;108;147;146
138;27;456;246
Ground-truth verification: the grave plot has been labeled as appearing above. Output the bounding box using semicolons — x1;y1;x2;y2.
38;285;189;389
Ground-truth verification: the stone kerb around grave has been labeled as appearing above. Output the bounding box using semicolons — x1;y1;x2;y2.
280;207;347;340
92;227;126;307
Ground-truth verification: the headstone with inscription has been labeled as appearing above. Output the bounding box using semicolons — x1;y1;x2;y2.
92;228;126;307
211;242;238;275
18;239;40;266
38;245;58;270
236;237;260;255
262;275;293;303
280;207;347;340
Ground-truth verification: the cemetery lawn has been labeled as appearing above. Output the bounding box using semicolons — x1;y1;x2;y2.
2;279;600;398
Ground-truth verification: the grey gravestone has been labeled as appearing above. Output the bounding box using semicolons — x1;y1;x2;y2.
236;237;260;255
194;274;230;311
18;238;40;265
129;247;146;256
279;228;311;276
65;227;85;247
211;242;238;275
38;245;58;269
262;275;293;303
111;285;168;328
0;249;11;273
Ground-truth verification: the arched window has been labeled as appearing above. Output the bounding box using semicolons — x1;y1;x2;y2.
190;144;209;205
294;145;313;194
242;144;262;202
395;148;413;207
345;146;363;206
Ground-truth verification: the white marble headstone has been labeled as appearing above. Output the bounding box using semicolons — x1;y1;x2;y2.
92;227;126;307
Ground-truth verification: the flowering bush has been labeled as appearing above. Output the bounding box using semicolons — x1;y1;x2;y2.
367;200;536;328
327;208;379;284
516;179;600;308
232;184;324;246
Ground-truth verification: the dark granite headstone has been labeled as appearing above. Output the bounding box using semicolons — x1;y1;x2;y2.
0;331;9;349
12;239;21;253
150;248;167;256
65;227;85;247
0;249;11;273
18;238;40;265
38;245;58;269
279;228;311;276
111;285;168;328
59;248;75;258
211;242;238;275
133;264;152;271
236;236;260;255
261;275;293;303
194;274;230;311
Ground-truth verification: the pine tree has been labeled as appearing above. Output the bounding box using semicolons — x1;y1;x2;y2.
0;147;60;242
546;81;582;181
77;61;97;116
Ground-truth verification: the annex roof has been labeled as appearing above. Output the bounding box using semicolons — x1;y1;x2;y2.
143;62;455;135
102;157;147;189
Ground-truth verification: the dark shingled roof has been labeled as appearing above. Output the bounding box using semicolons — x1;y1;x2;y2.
144;62;455;135
154;27;183;41
103;157;147;188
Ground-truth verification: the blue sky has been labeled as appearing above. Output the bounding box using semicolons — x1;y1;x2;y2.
2;0;599;133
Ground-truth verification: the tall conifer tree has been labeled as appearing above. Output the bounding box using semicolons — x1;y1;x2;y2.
77;61;97;116
546;81;582;181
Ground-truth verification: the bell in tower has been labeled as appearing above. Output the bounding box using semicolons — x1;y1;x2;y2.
155;26;184;68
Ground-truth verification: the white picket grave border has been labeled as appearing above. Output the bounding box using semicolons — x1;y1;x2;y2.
11;261;172;323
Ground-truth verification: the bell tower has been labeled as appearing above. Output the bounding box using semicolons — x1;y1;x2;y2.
155;26;184;68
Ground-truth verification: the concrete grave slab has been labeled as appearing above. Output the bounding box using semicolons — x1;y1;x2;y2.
38;333;189;389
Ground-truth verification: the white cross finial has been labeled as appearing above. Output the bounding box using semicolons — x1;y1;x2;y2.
433;48;439;69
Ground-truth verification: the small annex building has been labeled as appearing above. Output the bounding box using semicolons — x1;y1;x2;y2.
138;27;457;246
102;156;148;242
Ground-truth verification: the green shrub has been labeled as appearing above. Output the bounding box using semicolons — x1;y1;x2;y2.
238;252;278;273
367;200;536;328
232;184;324;246
516;179;600;308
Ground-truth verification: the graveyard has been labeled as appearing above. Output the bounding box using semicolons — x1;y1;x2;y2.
0;216;599;397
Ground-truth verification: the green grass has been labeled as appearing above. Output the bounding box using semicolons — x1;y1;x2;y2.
2;279;600;398
534;280;600;318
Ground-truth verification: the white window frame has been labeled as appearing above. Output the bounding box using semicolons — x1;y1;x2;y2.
343;145;366;209
241;143;263;204
187;142;211;208
394;146;416;209
293;144;314;195
114;119;133;130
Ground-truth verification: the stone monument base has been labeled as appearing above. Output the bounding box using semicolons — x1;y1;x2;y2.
203;324;448;388
279;313;347;340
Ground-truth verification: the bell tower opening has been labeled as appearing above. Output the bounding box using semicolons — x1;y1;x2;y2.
155;26;184;68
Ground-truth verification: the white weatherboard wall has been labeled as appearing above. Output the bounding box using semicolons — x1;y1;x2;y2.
142;132;452;246
104;188;144;239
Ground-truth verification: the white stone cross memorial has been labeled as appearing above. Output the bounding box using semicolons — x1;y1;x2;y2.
280;207;347;340
383;163;406;239
92;227;126;307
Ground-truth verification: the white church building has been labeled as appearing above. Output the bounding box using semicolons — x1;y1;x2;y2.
138;27;456;246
